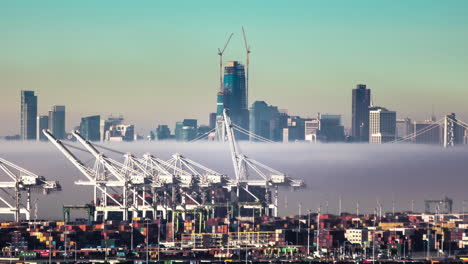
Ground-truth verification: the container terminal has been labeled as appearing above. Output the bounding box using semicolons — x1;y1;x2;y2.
2;112;468;263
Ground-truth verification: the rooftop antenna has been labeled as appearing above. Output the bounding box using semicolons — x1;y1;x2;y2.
241;26;251;107
218;33;234;92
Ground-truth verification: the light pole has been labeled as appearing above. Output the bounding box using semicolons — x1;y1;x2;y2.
48;229;52;264
74;242;77;262
307;209;311;256
146;218;150;264
131;217;134;251
372;208;376;264
157;213;161;262
317;206;321;257
64;230;67;261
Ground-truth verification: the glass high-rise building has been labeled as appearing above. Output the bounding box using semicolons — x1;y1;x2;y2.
80;115;100;141
220;61;249;139
249;101;280;141
156;125;171;140
36;115;49;141
20;90;37;140
369;107;396;144
49;105;66;139
352;84;371;142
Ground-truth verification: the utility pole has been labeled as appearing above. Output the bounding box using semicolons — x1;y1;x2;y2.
463;200;466;220
297;202;302;245
131;217;134;250
373;208;376;264
338;196;342;216
356;201;359;217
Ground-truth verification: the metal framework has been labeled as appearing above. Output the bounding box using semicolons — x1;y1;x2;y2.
0;158;61;222
43;109;305;222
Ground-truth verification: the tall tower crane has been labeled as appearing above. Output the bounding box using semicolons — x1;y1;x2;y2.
0;157;61;222
218;33;234;93
216;33;234;141
242;26;251;108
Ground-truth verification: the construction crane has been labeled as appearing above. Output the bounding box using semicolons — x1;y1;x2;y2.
218;33;234;92
0;157;61;222
216;33;234;141
242;26;251;108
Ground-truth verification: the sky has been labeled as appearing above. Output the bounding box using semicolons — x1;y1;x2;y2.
0;0;467;136
2;141;468;220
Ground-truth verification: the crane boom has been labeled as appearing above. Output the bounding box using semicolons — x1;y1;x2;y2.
218;33;234;91
242;26;250;109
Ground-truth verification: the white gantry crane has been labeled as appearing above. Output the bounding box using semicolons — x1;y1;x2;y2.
43;110;305;221
72;130;153;221
0;157;61;222
223;109;305;217
43;129;128;221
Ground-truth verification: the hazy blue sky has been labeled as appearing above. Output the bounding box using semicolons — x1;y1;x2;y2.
1;0;467;135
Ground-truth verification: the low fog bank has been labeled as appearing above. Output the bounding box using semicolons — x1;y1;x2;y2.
1;141;468;220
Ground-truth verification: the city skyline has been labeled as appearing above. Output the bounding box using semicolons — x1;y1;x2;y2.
1;1;468;136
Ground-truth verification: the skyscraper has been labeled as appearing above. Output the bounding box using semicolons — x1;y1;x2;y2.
48;105;66;139
20;91;37;140
209;113;217;129
413;120;440;144
369;107;396;144
36;115;49;141
352;84;371;142
80;115;101;141
249;101;279;141
319;114;345;142
155;125;171;140
396;118;412;139
218;61;249;139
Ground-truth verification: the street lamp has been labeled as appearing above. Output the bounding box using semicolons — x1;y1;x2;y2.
157;213;161;262
47;229;52;264
307;209;311;256
146;218;150;264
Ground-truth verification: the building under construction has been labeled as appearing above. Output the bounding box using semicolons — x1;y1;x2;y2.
42;110;305;223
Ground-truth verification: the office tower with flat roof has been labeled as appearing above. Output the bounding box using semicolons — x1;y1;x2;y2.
396;118;412;140
209;113;217;129
352;84;371;142
369;107;396;144
413;120;440;144
249;101;280;141
174;119;197;141
36;115;49;141
80;115;101;141
20;91;37;140
48;105;66;139
319;114;345;142
156;125;171;140
175;121;184;141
